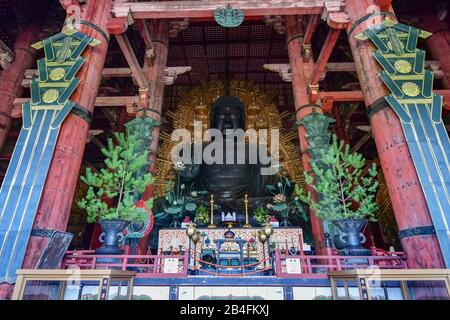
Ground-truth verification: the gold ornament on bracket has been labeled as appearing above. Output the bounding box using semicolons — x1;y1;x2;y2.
394;60;412;74
49;67;66;81
42;89;59;103
402;82;420;97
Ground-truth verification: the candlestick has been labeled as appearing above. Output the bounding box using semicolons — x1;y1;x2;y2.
243;193;251;228
207;194;216;228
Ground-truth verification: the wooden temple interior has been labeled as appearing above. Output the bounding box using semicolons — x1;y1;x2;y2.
0;0;449;300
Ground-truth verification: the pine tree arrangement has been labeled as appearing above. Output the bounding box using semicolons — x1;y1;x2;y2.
194;204;209;225
295;134;379;221
253;207;269;226
78;131;154;223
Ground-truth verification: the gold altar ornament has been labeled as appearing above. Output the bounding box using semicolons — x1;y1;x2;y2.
243;193;251;228
262;223;274;237
186;223;197;238
207;194;217;228
191;231;201;243
257;230;267;243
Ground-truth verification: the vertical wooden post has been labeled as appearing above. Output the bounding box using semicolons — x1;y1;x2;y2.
332;104;350;144
285;15;325;254
22;0;112;269
346;0;445;268
0;1;49;151
141;20;169;200
421;11;450;88
135;20;169;252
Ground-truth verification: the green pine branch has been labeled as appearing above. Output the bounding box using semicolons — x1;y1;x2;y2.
78;129;155;223
295;134;379;221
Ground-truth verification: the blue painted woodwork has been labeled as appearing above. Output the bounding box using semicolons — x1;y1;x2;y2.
356;20;450;267
0;30;99;283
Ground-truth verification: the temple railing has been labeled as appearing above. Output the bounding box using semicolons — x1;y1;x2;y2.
61;248;407;278
192;257;274;277
274;250;408;278
62;250;189;278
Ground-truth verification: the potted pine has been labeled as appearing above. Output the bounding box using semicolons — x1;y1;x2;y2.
78;131;154;255
295;135;379;256
194;204;209;227
253;207;269;226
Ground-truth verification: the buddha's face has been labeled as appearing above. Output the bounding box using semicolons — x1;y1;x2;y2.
212;105;244;134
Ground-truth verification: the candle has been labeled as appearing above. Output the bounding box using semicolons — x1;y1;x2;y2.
243;193;251;228
208;194;216;228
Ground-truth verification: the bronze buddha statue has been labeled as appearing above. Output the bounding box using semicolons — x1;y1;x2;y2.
179;96;277;210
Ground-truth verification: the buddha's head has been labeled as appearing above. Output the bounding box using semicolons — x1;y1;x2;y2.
211;96;245;134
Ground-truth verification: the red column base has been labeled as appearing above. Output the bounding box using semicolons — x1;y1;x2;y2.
401;235;445;269
0;283;14;300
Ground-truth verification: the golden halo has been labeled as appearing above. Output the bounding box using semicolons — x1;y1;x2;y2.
154;80;304;197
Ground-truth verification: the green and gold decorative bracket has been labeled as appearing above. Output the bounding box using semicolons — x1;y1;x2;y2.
356;18;450;267
0;29;99;283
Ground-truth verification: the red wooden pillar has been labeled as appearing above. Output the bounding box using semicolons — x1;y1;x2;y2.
0;1;49;152
346;0;445;268
332;104;349;144
421;11;450;88
22;0;112;269
137;20;169;252
141;20;169;199
286;16;326;254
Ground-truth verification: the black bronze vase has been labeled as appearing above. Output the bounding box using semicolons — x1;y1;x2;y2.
332;218;370;256
95;219;129;255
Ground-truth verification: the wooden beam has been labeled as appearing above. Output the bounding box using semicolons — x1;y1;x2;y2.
107;6;134;34
303;14;319;44
11;96;139;118
107;17;132;34
301;15;319;60
23;66;191;86
135;20;155;65
350;131;372;153
320;90;450;111
321;0;349;29
264;61;443;84
22;60;442;86
12;90;450;118
114;33;147;89
374;0;392;10
112;1;324;19
310;28;341;86
319;91;364;102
